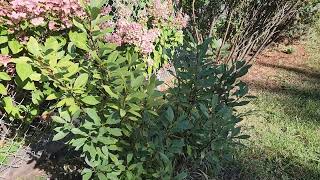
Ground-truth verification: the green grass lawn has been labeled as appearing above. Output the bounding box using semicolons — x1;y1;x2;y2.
222;24;320;180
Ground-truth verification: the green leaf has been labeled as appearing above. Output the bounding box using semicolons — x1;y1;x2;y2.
53;131;69;141
165;106;174;122
73;18;87;33
107;51;119;62
74;73;89;88
82;96;100;105
44;37;60;51
131;75;145;88
71;138;87;150
199;103;209;118
0;83;7;95
8;39;23;54
46;92;62;100
102;85;119;99
98;136;117;145
84;108;101;125
0;36;8;44
82;168;93;180
107;128;122;137
16;62;33;81
27;37;41;56
71;128;88;136
0;72;11;81
52;116;67;124
120;109;126;118
97;173;108;180
127;153;133;164
69;31;89;51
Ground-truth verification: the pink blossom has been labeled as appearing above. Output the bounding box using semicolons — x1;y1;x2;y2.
0;55;12;67
30;17;44;26
174;11;189;28
101;5;112;16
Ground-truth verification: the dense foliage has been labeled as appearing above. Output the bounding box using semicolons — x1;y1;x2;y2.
0;0;253;179
2;0;317;179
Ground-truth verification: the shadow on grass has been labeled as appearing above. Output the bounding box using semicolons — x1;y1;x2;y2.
257;61;320;79
219;147;320;180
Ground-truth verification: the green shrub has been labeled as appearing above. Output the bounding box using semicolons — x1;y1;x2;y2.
0;1;251;179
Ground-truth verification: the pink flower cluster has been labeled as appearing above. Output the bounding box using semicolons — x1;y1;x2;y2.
101;0;189;55
106;19;160;55
0;0;87;30
0;55;12;67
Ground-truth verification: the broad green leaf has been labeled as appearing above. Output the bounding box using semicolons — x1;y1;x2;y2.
82;168;93;180
84;108;101;125
71;138;87;150
69;31;89;51
107;128;122;137
73;18;87;33
0;83;7;95
44;37;60;51
97;173;108;180
199;103;209;118
127;153;133;164
165;106;174;122
46;93;62;100
82;96;100;105
53;131;69;141
52;116;67;124
8;39;23;54
107;51;119;62
27;37;41;56
0;36;8;44
0;72;11;81
131;75;145;88
16;62;33;81
98;136;117;145
71;128;88;136
102;85;119;99
120;109;126;118
74;73;89;88
1;47;9;54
